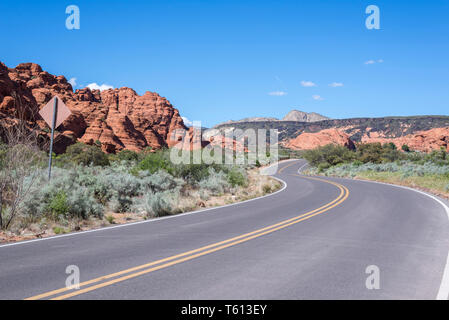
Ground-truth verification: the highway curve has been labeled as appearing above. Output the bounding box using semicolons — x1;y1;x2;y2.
0;160;449;300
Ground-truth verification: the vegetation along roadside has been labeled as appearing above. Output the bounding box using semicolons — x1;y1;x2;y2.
302;142;449;200
0;141;281;244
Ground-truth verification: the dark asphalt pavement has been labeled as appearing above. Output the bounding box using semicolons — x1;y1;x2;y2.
1;160;448;300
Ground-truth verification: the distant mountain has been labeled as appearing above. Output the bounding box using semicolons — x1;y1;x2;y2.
214;109;330;128
213;116;449;152
218;117;279;126
282;110;329;122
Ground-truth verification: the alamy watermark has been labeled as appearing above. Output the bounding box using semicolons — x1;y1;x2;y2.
169;122;279;174
66;5;80;30
365;5;380;30
365;265;380;290
65;265;80;290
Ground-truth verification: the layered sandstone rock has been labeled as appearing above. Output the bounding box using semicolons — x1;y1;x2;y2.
361;127;449;153
0;62;187;153
285;127;449;152
285;128;355;150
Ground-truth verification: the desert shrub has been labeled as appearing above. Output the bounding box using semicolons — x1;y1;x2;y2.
57;143;110;167
106;215;115;224
107;173;142;210
198;168;230;194
65;187;103;219
19;168;104;220
0;141;7;170
383;142;397;150
263;184;272;194
445;184;449;192
114;149;140;162
356;143;384;163
227;166;248;187
46;190;69;219
427;148;448;162
174;163;212;183
402;144;411;152
319;160;449;180
53;226;66;234
137;150;173;174
136;191;178;218
139;170;184;193
303;144;355;167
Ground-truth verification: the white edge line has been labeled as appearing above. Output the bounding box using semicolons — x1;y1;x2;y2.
0;159;300;249
297;163;449;300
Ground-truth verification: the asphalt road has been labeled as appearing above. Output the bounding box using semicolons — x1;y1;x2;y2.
1;160;449;300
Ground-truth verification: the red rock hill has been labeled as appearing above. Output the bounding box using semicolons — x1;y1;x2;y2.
0;62;187;153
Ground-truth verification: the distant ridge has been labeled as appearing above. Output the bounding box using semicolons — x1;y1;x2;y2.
214;109;330;128
282;110;329;122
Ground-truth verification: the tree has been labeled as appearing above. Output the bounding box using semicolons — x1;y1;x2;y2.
401;144;411;152
0;94;46;229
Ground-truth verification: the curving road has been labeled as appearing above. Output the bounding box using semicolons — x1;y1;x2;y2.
0;160;449;300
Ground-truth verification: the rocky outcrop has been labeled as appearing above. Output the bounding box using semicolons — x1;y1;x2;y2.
282;110;329;122
214;109;330;127
361;127;449;153
285;126;449;152
216;116;449;153
285;128;355;150
0;62;187;153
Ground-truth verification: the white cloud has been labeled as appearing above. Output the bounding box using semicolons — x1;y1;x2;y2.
268;91;287;96
181;116;194;127
329;82;344;87
301;80;316;87
87;83;114;91
365;59;384;65
312;95;324;101
68;77;77;87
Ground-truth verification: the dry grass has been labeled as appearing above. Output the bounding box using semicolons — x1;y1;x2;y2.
354;171;449;200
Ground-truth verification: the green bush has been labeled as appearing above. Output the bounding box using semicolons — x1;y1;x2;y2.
46;191;69;219
227;167;248;187
174;163;211;183
53;226;66;234
106;215;115;224
262;184;272;194
114;149;140;162
137;150;173;174
302;144;355;168
356;143;384;163
57;143;110;167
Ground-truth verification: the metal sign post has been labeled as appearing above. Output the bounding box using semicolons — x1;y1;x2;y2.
38;96;72;180
48;97;58;180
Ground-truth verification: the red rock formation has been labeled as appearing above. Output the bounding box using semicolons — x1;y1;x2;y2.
285;128;355;150
0;62;187;153
361;127;449;153
170;127;247;153
285;126;449;152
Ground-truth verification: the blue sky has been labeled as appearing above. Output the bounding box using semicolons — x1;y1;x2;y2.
1;0;448;127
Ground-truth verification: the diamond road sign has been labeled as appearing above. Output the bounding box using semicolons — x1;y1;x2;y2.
39;96;72;129
39;96;73;179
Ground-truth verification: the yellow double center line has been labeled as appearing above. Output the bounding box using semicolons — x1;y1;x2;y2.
26;173;349;300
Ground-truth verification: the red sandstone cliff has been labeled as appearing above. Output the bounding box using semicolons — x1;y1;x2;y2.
285;127;449;152
360;127;449;153
285;128;356;150
0;62;187;153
